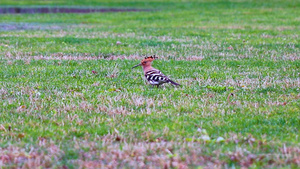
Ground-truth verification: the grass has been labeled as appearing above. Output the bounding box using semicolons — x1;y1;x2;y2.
0;0;299;168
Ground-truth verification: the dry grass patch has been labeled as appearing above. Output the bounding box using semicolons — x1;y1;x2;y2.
2;137;298;168
68;141;224;169
0;143;64;168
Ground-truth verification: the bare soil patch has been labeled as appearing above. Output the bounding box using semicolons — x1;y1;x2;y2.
0;7;151;14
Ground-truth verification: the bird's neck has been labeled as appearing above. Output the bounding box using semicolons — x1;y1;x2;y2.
142;65;154;73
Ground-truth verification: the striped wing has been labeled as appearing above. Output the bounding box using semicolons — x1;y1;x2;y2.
145;69;169;85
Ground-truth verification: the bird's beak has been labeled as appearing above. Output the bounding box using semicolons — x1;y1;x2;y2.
132;63;142;69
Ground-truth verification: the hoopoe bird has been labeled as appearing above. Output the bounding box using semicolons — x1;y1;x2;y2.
132;55;180;87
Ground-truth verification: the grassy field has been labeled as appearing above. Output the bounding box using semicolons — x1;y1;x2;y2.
0;0;299;168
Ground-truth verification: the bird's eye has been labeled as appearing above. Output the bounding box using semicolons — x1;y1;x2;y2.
142;61;147;64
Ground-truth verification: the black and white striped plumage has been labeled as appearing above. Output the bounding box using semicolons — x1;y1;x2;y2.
145;69;180;87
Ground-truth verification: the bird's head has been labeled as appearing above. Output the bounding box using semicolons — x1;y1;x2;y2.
132;55;157;69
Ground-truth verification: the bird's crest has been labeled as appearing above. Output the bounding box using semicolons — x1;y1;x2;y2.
142;55;157;62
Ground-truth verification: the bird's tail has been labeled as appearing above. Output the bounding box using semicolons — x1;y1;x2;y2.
168;79;180;86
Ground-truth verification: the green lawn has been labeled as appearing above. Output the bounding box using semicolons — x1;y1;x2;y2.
0;0;299;168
